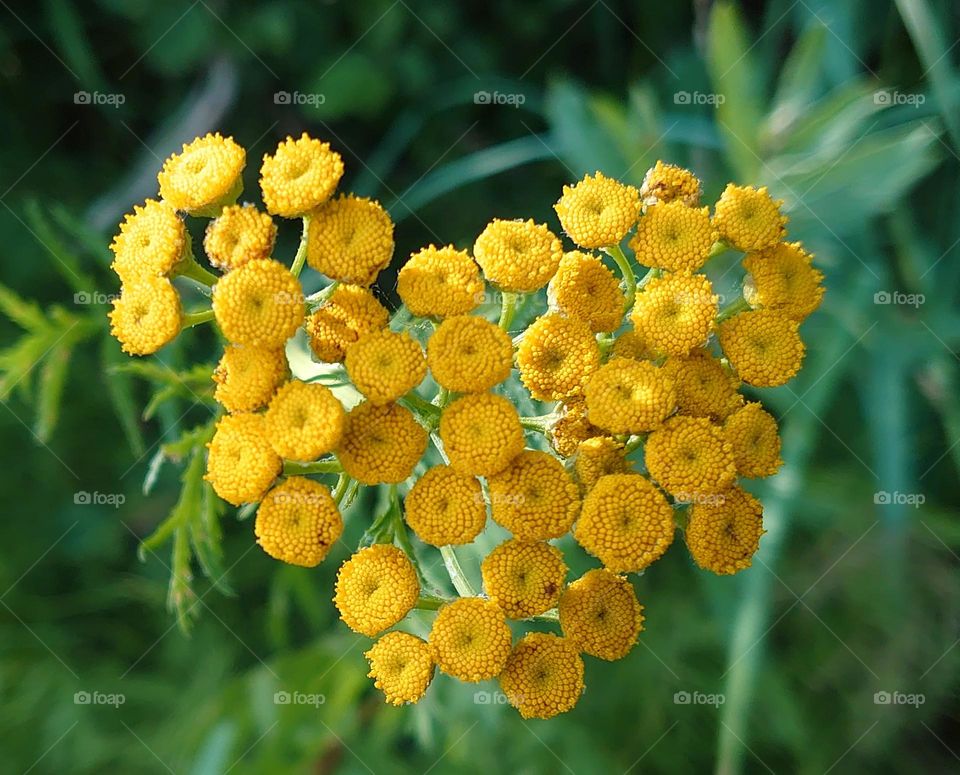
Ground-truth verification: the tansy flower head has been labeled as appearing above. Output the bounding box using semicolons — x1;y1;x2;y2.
717;309;805;387
663;350;742;421
429;597;512;682
263;380;345;462
574;474;674;572
629;200;716;273
686;486;764;575
481;539;567;619
712;183;787;252
306;284;389;363
259;133;343;217
365;631;435;706
427;315;512;393
584;358;676;435
548;400;602;458
334;544;420;636
158;133;245;215
306;195;394;286
438;393;524;477
345;329;426;405
396;245;484;318
553;172;641;249
212;344;288;413
110;199;187;283
204;203;276;272
573;436;629;493
644;415;736;498
487;450;581;540
743;241;824;321
337;402;427;484
640;161;702;207
108;276;182;356
254;477;342;567
517;313;600;401
473;218;563;292
630;272;718;357
204;413;281;506
611;329;653;361
212;258;305;348
547;251;625;333
723;402;782;478
558;569;643;661
403;465;486;546
499;633;584;719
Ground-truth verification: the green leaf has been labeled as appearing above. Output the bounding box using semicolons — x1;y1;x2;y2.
34;343;72;442
766;23;828;146
100;336;146;457
544;78;629;174
23;200;92;293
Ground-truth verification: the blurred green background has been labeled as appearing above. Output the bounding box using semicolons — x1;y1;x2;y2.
1;0;959;772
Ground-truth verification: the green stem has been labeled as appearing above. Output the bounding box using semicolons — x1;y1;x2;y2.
717;295;751;324
707;240;730;259
498;290;520;331
402;391;442;420
624;434;647;454
520;415;555;433
181;308;215;329
439;545;478;598
331;473;352;506
605;244;636;313
305;280;340;308
282;458;342;476
290;215;312;278
415;594;451;611
176;258;219;288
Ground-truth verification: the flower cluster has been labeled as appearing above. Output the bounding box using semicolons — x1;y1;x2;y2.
109;137;822;719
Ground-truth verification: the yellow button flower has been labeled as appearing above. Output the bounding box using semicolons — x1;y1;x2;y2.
306;284;389;363
481;539;567;619
306;194;394;286
573;436;629;493
723;402;782;478
583;358;676;434
743;241;824;321
365;631;435;706
426;315;512;393
429;598;512;682
345;329;426;405
717;309;805;387
203;203;277;272
517;313;600;401
204;413;281;506
438;393;524;477
263;380;345;461
158;133;245;215
644;416;736;498
547;251;625;333
662;349;742;421
629;200;717;273
686;486;764;575
254;477;342;567
712;183;787;252
337;402;427;484
403;465;486;546
110;199;187;283
499;633;584;719
610;328;653;361
212;344;289;413
396;245;484;318
334;544;420;636
108;276;182;356
212;258;305;348
553;172;641;249
548;400;602;458
488;450;581;540
630;272;718;357
559;569;643;661
259;133;343;217
473;218;563;292
639;160;702;207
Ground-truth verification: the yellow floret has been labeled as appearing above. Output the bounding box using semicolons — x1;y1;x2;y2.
212;344;288;413
473;218;563;292
712;184;787;252
110;199;187;283
547;251;625;333
426;315;512;393
723;402;782;478
306;284;389;363
403;465;486;546
263;380;345;461
558;569;643;660
487;450;581;540
583;358;676;434
686;486;765;575
429;598;512;682
108;276;182;356
203;203;277;272
158;133;245;215
717;309;805;387
644;416;736;498
574;474;674;572
639;161;703;207
553;172;641;249
212;258;305;347
662;350;742;421
629;200;717;273
610;329;653;361
573;436;629;492
254;477;343;567
306;194;394;286
259;133;343;217
337;402;427;484
438;393;524;477
516;313;600;401
630;272;718;357
396;245;484;318
365;631;435;706
204;413;281;506
334;544;420;636
480;539;567;619
499;633;584;719
548;400;602;458
743;241;824;321
344;330;426;405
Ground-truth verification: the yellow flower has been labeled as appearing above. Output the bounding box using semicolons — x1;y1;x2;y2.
686;486;764;575
662;350;742;421
712;184;787;252
344;330;426;405
203;203;277;272
717;309;805;387
644;416;736;498
516;313;600;401
629;201;716;273
426;315;512;393
204;413;281;506
259;133;343;217
158;133;245;215
212;344;288;413
108;276;182;356
610;328;653;361
365;631;435;706
639;161;702;207
334;544;420;636
743;241;824;321
429;598;512;682
553;172;641;248
438;393;524;477
558;569;643;661
306;195;394;286
573;436;629;492
547;251;625;333
548;400;602;458
630;272;718;357
723;402;782;478
574;474;674;572
499;633;584;719
480;539;567;619
337;402;427;484
110;199;187;283
263;380;345;462
306;284;389;363
473;218;563;292
403;465;486;546
488;450;581;540
212;258;305;348
254;477;342;567
583;358;676;434
396;245;484;318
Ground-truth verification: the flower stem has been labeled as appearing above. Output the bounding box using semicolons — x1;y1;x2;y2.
717;295;751;323
282;458;342;476
305;280;340;308
439;545;478;598
415;594;452;611
176;258;219;288
331;473;352;506
290;215;311;278
520;415;555;433
605;244;636;313
498;291;520;332
181;308;215;329
402;391;442;419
